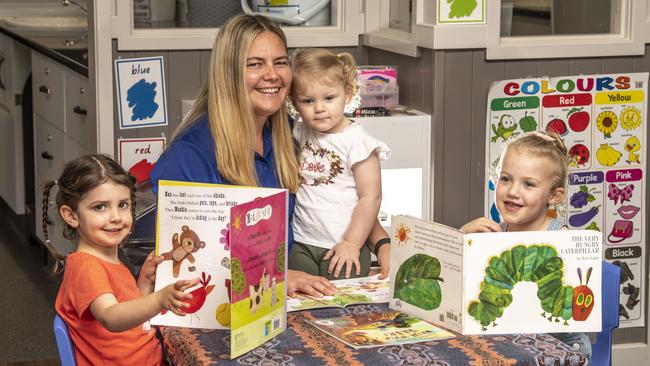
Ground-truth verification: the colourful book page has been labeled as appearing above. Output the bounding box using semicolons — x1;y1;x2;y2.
287;274;389;312
463;230;602;334
306;310;455;349
151;180;285;330
229;191;288;358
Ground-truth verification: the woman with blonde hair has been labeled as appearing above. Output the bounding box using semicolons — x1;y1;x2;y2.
151;14;390;297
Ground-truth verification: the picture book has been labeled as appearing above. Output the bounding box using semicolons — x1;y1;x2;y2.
151;180;288;358
287;274;389;312
306;310;455;349
389;215;603;335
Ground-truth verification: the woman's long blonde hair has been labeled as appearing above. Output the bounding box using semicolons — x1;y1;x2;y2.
172;14;299;192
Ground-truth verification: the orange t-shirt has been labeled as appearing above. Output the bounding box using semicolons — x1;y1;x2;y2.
55;252;163;366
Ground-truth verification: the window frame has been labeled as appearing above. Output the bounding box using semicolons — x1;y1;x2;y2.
486;0;645;60
113;0;364;50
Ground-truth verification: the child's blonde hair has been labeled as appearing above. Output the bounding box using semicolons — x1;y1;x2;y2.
290;48;358;98
500;130;569;193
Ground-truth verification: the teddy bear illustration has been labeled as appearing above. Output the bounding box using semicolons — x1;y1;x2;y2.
162;225;206;278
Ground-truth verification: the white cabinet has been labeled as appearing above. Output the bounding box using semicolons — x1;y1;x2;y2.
32;50;92;255
0;33;29;214
357;112;433;229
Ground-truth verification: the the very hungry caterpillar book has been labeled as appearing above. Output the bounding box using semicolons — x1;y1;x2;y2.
389;215;602;335
151;180;288;358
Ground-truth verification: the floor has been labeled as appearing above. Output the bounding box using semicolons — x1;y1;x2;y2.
0;205;60;365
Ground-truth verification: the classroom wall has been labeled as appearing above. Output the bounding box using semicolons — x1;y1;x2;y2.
366;45;650;345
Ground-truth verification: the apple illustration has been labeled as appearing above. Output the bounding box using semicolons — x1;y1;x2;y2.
546;118;568;136
568;107;590;132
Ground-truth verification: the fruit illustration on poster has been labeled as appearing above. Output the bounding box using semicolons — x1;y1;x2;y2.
567;107;590;132
546;118;568;136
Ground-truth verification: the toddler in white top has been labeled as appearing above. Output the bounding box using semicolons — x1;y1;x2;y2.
288;48;391;280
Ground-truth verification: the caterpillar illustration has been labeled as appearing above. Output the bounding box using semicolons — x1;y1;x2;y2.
468;244;594;330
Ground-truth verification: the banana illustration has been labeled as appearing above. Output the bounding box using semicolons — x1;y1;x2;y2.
596;144;622;166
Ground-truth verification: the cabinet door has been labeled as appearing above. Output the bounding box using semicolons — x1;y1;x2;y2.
32;52;65;131
0;34;13;209
33;116;70;253
65;71;92;149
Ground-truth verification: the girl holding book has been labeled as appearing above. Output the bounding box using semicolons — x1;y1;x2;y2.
461;131;591;359
45;154;198;365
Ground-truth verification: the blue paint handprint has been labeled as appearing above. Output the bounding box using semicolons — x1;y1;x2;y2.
127;79;158;121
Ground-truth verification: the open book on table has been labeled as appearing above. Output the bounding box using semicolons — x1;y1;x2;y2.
389;215;603;335
306;309;455;349
287;274;389;312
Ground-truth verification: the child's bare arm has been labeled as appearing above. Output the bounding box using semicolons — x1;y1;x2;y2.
89;278;199;332
324;152;382;278
136;251;164;295
460;217;502;233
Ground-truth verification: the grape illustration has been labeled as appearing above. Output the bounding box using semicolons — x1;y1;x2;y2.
570;186;596;209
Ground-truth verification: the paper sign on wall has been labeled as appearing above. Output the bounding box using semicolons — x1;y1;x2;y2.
114;56;168;129
118;137;165;185
437;0;486;24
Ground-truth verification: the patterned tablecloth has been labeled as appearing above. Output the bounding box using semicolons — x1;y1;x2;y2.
160;303;587;366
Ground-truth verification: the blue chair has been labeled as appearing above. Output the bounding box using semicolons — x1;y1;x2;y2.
53;314;77;366
591;261;621;366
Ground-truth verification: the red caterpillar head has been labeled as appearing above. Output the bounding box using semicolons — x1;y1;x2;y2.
572;267;594;321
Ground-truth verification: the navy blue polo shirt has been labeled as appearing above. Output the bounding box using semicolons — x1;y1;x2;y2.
150;114;296;249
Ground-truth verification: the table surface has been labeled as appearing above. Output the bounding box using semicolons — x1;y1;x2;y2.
161;303;588;366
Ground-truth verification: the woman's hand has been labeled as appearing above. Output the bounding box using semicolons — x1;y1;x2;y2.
287;270;338;298
137;251;165;294
323;240;362;278
459;217;501;233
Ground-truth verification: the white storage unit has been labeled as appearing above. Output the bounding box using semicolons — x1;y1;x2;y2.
356;111;433;229
32;50;93;255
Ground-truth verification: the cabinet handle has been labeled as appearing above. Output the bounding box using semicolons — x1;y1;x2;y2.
39;85;52;95
73;106;87;115
41;151;54;161
46;216;54;226
0;51;5;91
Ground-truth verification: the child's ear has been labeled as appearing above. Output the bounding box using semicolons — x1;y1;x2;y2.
345;87;354;104
59;205;79;228
548;186;566;205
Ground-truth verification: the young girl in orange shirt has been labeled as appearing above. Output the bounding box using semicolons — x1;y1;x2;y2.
44;154;198;365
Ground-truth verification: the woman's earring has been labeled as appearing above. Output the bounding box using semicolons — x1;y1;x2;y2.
285;98;300;121
547;203;558;218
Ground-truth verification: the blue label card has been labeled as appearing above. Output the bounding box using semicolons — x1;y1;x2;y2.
115;56;168;129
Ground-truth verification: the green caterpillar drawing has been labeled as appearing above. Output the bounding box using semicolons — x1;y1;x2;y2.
468;244;594;330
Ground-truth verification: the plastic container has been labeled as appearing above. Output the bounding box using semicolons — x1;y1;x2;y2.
360;89;400;108
242;0;331;26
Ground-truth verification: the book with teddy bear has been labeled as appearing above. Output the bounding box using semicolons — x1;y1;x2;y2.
151;180;288;358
